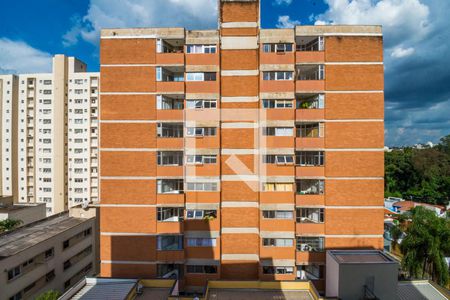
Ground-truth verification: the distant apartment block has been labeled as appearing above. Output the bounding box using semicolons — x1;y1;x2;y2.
0;210;96;300
0;55;99;215
98;0;384;294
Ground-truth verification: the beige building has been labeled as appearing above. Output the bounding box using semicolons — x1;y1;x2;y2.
0;209;97;300
0;55;99;215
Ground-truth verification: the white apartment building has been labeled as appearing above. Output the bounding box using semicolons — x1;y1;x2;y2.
0;55;99;215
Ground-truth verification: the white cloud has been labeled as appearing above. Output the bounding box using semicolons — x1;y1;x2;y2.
391;46;415;58
276;15;301;29
0;38;52;74
63;0;217;46
314;0;430;48
273;0;293;5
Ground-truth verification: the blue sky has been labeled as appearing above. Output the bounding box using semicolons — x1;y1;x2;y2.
0;0;449;146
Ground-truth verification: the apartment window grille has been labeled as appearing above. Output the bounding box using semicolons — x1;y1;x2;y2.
157;235;183;251
262;99;293;108
157;207;184;222
186;238;216;247
157;179;184;194
295;151;324;166
263;183;293;192
156;95;184;110
262;127;293;137
157;151;183;166
296;65;324;80
296;123;324;138
262;71;293;81
296;208;324;223
186;155;217;165
296;94;324;109
186;209;217;219
262;238;294;247
263;43;293;53
262;210;293;219
157;123;183;138
186;265;217;274
186;45;216;54
296;236;324;252
263;266;294;274
263;155;294;165
186;182;218;191
186;127;216;137
296;179;324;195
186;99;217;109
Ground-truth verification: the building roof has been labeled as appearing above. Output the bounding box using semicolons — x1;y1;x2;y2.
397;281;449;300
329;250;397;264
61;278;137;300
0;212;91;259
207;289;314;300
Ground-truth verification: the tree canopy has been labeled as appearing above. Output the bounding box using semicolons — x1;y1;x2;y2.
399;206;450;285
385;134;450;205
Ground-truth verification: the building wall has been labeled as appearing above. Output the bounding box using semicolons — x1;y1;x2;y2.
98;0;384;293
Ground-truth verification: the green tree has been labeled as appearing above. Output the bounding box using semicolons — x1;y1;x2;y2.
0;219;23;232
35;290;61;300
400;206;450;285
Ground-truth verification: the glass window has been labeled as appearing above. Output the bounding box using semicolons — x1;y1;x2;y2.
295;151;324;166
296;179;324;195
296;236;324;252
296;208;324;223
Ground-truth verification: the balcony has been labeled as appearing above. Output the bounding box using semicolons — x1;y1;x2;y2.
156;95;184;120
156;66;185;93
157;151;184;177
296;36;325;63
260;44;295;65
156;52;185;65
296;94;325;121
261;71;295;93
157;123;184;149
295;151;325;177
295;123;324;149
295;65;325;92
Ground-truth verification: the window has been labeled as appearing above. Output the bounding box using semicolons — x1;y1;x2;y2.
263;127;293;137
43;80;52;85
295;151;324;166
43;90;52;95
296;179;324;195
186;238;216;247
186;265;217;274
157;151;183;166
157;207;184;222
263;155;294;165
298;264;324;280
43;99;51;104
262;210;293;219
186;45;216;54
262;238;294;247
262;266;294;274
263;43;293;53
186;72;216;81
263;183;293;192
186;209;216;219
186;99;217;109
43;119;51;124
186;155;217;165
157;123;183;138
296;94;324;109
156;95;184;110
262;71;293;81
296;236;324;252
8;266;21;281
262;99;293;108
157;235;183;250
296;36;324;51
186;127;216;137
157;179;184;194
296;208;324;223
296;123;324;138
186;182;218;191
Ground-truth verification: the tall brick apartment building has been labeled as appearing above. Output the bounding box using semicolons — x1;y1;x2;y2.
99;0;384;294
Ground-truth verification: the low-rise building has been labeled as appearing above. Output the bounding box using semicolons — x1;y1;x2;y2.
0;210;96;300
